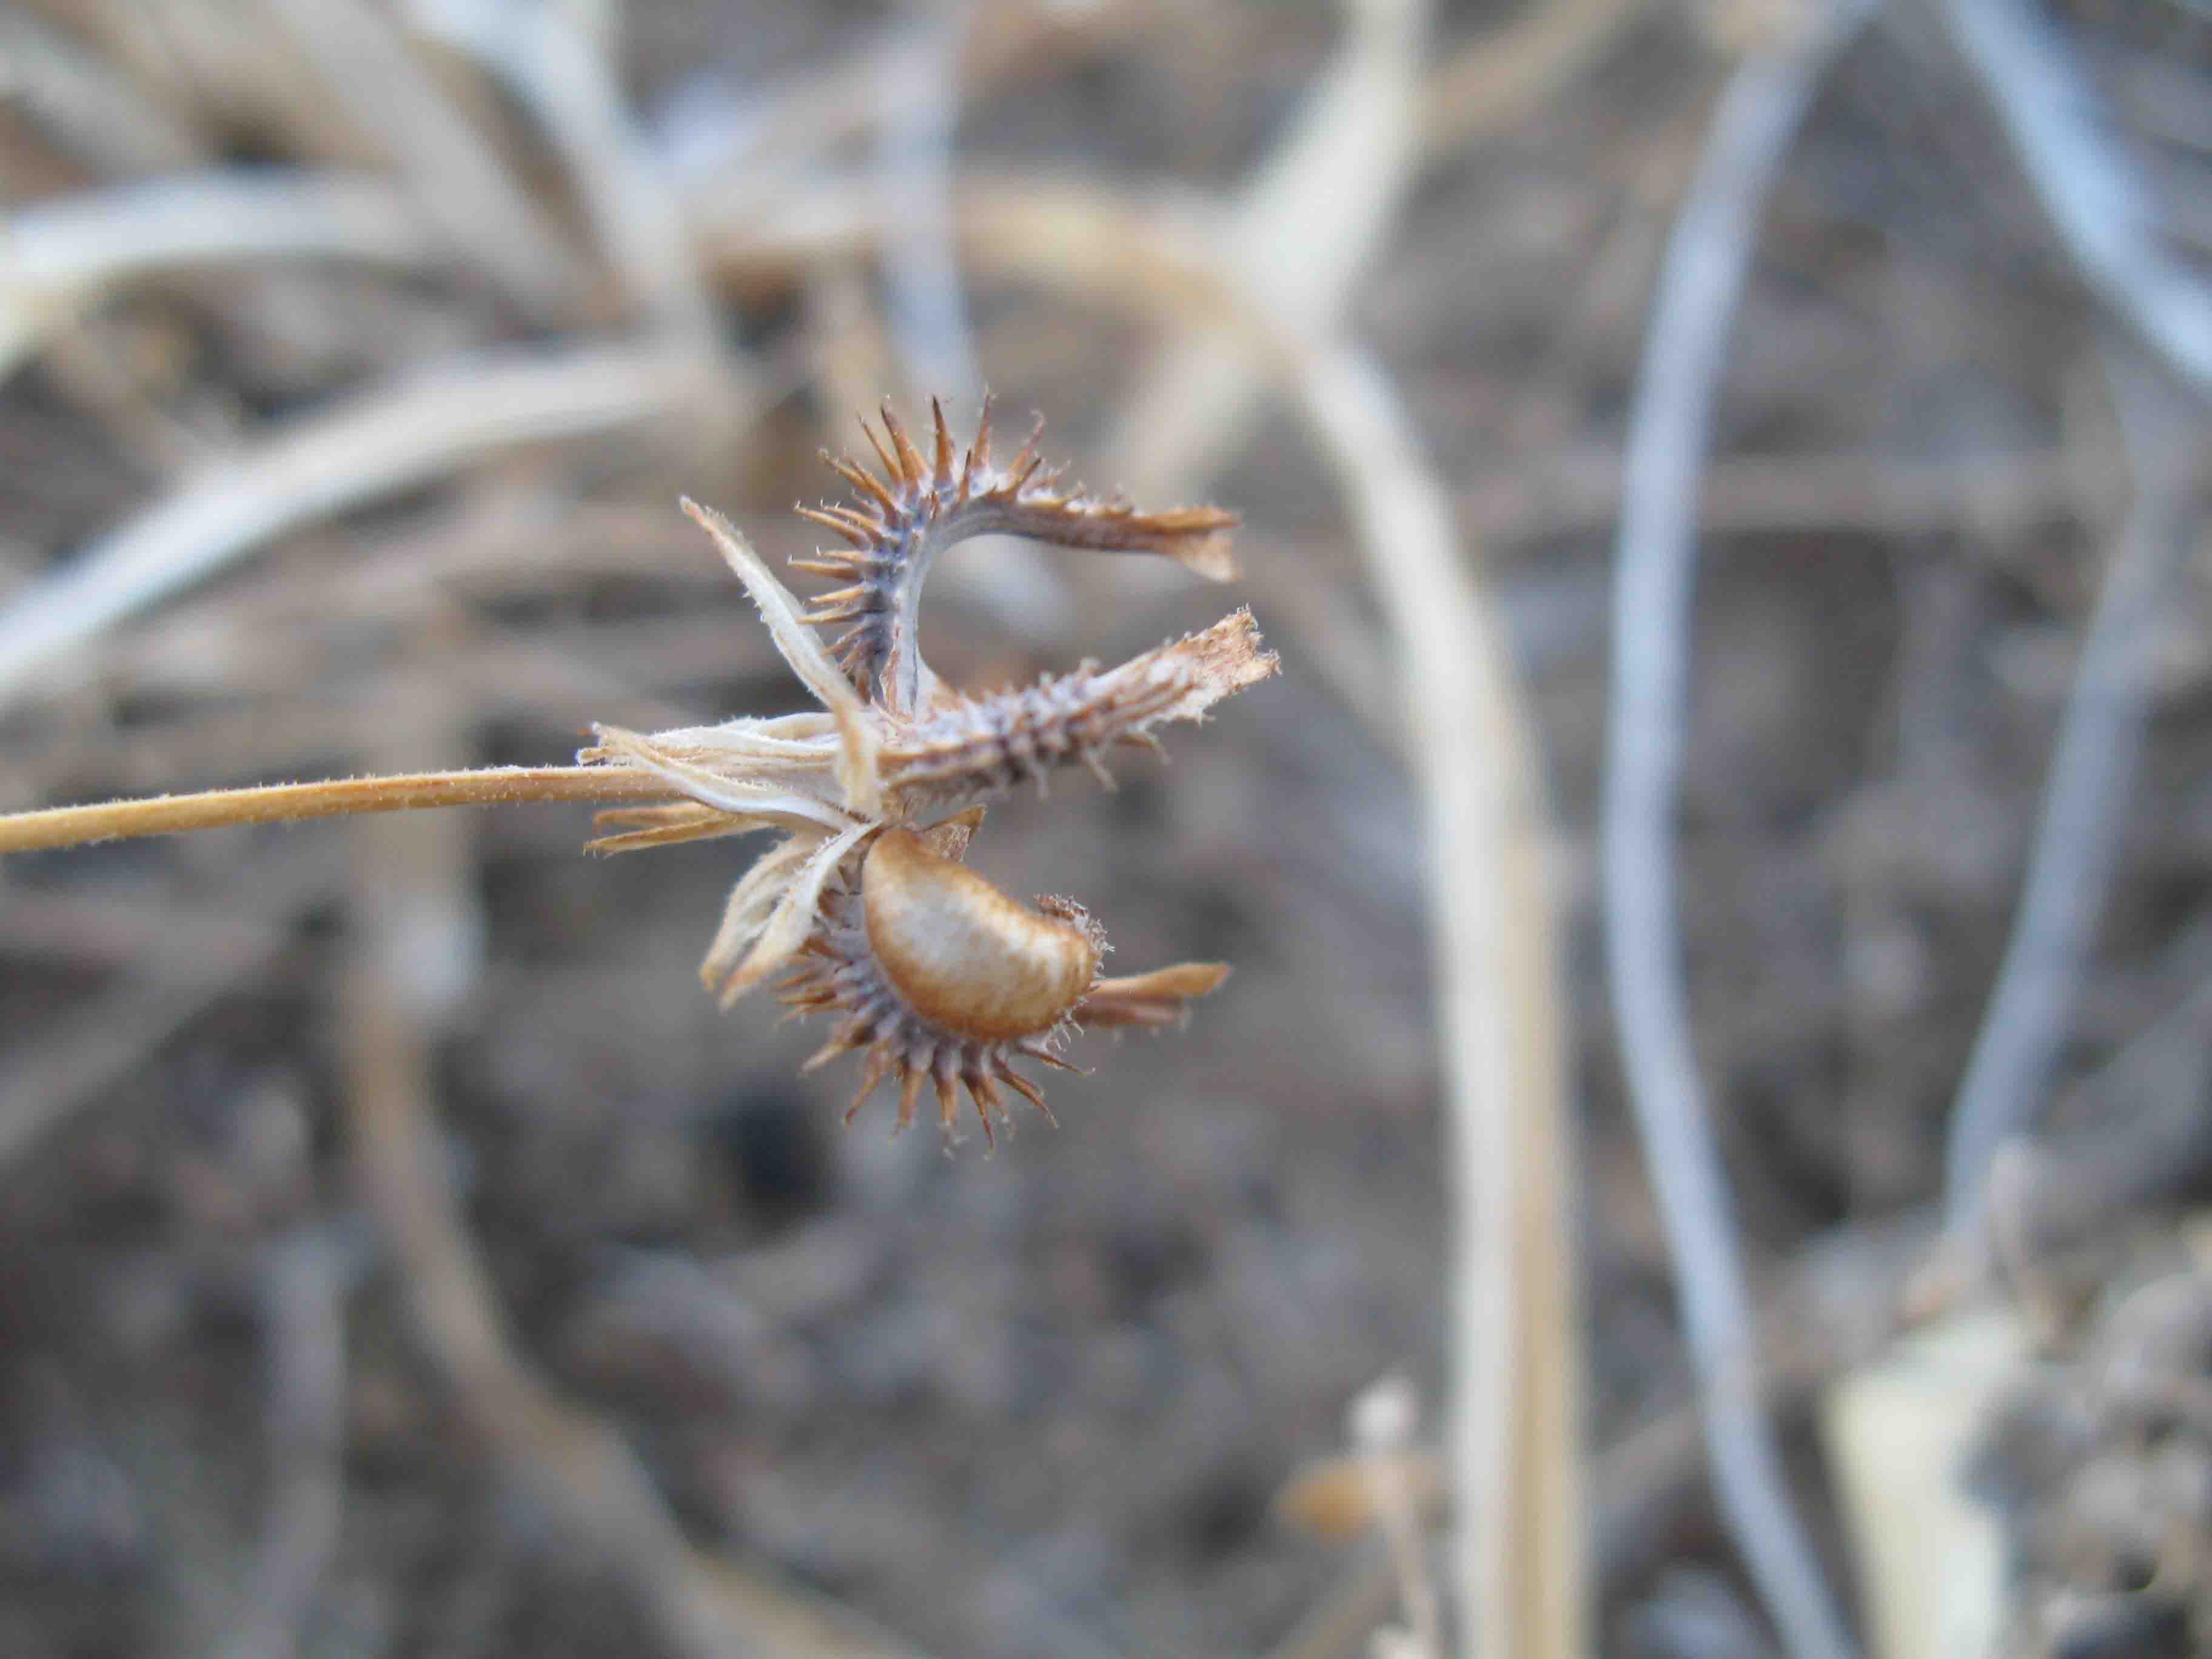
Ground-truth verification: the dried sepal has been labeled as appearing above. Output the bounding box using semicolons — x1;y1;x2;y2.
583;724;851;832
628;712;842;765
698;831;830;987
797;397;1242;714
585;800;757;855
912;804;985;862
705;821;873;1004
676;497;882;817
1073;962;1232;1030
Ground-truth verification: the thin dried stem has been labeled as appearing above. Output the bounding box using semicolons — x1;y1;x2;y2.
0;343;705;705
875;2;982;399
0;766;673;855
259;0;580;318
413;0;721;349
1264;1546;1404;1659
0;9;205;173
1353;1376;1443;1658
1602;5;1874;1655
0;170;432;383
1942;347;2203;1241
1107;0;1426;496
1945;0;2212;401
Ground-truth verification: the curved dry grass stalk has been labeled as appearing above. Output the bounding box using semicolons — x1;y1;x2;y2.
0;9;206;173
1455;440;2113;544
258;0;580;317
0;343;709;706
0;171;434;383
1107;0;1427;495
413;0;721;347
1601;5;1874;1655
1304;344;1577;1659
659;2;1144;218
1945;0;2212;401
713;173;1578;1658
873;3;982;400
1943;349;2204;1241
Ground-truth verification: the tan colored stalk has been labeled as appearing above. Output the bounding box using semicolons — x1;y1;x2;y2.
0;766;672;855
1107;0;1426;497
1304;344;1578;1659
0;170;432;383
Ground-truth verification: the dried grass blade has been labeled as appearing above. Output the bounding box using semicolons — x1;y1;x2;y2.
1107;0;1425;495
0;344;699;709
0;170;434;383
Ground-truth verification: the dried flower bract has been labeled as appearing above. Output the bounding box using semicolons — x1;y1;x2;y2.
583;398;1277;1147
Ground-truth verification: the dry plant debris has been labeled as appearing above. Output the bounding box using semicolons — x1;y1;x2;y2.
7;1;2208;1652
584;398;1276;1144
0;398;1277;1152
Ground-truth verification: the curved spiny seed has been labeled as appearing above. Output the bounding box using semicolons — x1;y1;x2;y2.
794;397;1242;714
879;669;1175;812
861;829;1101;1041
770;826;1107;1146
878;608;1280;816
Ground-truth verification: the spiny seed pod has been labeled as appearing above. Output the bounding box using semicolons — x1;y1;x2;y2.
877;608;1274;816
580;401;1273;1151
781;824;1107;1146
796;397;1240;715
862;829;1102;1039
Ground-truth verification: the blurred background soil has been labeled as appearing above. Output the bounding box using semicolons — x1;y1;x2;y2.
0;1;2208;1655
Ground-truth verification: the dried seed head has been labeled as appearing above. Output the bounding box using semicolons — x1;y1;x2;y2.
577;398;1275;1149
780;825;1107;1147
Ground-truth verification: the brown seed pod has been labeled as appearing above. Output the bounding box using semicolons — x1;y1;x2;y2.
574;406;1273;1151
780;825;1107;1145
862;828;1101;1039
796;397;1241;715
877;608;1278;816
